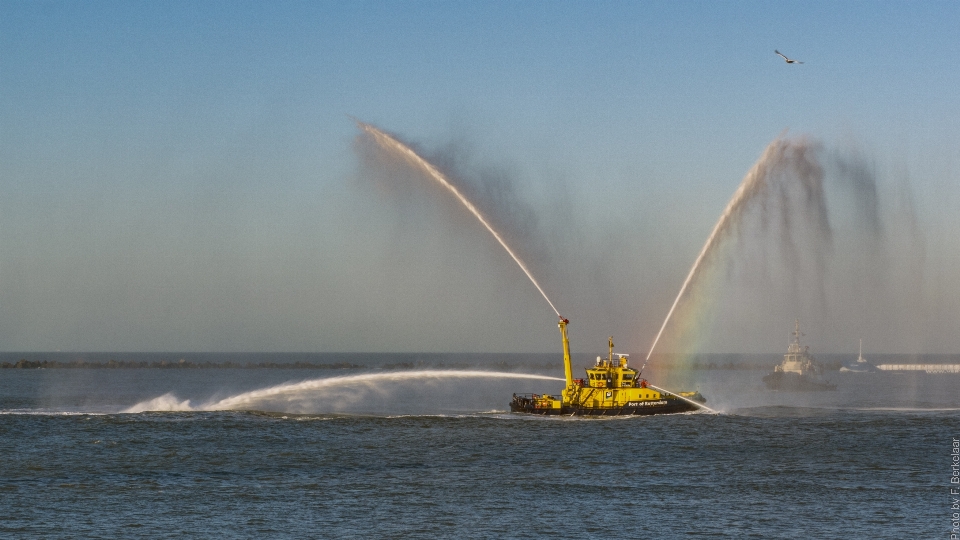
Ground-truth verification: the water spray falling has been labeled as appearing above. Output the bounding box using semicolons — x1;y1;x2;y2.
354;119;561;318
640;137;824;372
124;370;565;413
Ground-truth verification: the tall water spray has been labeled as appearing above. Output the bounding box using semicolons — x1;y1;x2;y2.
641;136;825;371
355;120;561;317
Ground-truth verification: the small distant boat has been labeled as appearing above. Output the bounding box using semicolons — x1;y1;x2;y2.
840;339;877;373
763;319;837;391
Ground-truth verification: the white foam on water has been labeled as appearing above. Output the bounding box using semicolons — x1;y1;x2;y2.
122;392;195;413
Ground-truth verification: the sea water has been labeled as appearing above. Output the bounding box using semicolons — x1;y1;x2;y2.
0;355;956;538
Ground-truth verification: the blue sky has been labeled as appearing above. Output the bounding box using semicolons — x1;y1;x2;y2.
2;1;958;353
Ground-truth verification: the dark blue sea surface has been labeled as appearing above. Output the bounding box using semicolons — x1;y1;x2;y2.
1;358;957;538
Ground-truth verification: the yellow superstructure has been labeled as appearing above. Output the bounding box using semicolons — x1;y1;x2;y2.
512;318;704;414
560;318;664;408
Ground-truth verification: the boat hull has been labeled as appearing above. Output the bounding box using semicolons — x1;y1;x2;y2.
762;371;836;391
509;397;700;416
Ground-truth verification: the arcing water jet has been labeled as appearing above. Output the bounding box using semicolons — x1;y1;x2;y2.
640;136;826;373
354;120;713;415
354;119;561;318
124;370;564;413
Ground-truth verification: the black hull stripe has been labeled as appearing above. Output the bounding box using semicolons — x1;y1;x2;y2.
508;403;698;416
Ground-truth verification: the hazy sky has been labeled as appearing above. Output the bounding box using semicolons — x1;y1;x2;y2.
2;1;958;354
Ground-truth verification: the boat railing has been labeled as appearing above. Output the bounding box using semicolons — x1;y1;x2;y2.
511;393;557;400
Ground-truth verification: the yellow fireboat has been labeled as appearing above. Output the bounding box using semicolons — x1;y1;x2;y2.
510;318;706;416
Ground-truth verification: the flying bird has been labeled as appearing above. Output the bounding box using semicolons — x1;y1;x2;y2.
775;50;803;64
